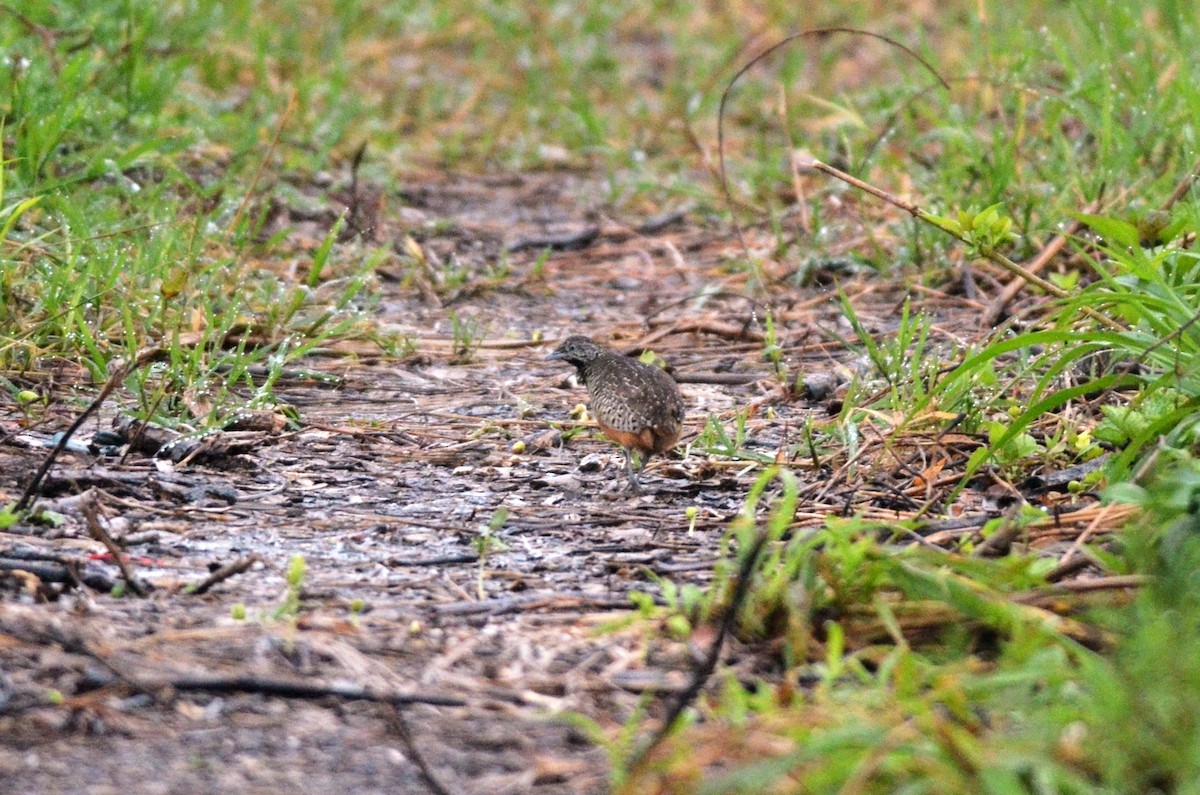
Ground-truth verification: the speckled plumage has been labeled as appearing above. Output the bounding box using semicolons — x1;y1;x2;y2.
547;336;685;492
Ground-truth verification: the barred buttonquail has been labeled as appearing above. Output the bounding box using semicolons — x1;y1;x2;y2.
548;336;685;492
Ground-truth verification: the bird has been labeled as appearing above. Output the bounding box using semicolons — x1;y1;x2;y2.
547;335;685;493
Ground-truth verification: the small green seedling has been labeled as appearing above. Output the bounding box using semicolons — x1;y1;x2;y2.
273;554;307;620
473;508;510;599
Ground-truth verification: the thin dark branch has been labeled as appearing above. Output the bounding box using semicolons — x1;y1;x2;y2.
625;530;771;772
805;157;1125;332
672;372;764;386
349;140;368;201
387;704;455;795
15;347;157;513
1160;155;1200;212
387;553;479;567
188;554;261;595
81;494;149;597
433;592;639;617
0;610;469;709
117;388;167;466
166;674;466;707
0;557;93;589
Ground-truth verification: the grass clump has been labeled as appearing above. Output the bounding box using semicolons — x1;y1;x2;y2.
620;455;1200;793
0;1;384;430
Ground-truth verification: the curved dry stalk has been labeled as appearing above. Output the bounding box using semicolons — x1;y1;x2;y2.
797;155;1126;332
717;28;951;263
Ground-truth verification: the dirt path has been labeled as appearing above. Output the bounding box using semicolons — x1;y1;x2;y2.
0;171;1032;793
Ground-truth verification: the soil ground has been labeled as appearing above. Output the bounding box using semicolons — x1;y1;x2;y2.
0;171;1097;793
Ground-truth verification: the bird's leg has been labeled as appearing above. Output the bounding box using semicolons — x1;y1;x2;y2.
624;447;644;494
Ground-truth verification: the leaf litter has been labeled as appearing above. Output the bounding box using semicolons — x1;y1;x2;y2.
0;170;1132;794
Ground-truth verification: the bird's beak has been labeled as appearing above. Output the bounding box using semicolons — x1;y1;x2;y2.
545;348;565;361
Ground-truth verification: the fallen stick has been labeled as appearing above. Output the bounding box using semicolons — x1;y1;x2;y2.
433;592;638;617
387;704;454;795
82;495;149;597
188;554;261;595
164;674;465;707
672;372;765;386
979;198;1102;328
625;530;770;772
0;556;116;592
0;608;469;710
16;346;159;513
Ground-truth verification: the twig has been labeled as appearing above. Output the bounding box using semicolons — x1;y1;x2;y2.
0;548;119;591
415;336;553;350
1053;502;1120;572
14;347;156;513
387;553;479;567
641;318;766;343
970;510;1024;557
1160;156;1200;212
981;196;1104;327
625;531;771;772
1127;303;1200;372
672;372;765;386
433;592;638;617
0;608;471;709
637;202;695;235
117;388;168;466
344;140;372;238
1044;553;1095;583
165;674;465;707
0;557;84;589
82;494;149;597
188;554;261;595
1047;574;1147;593
505;225;600;253
387;704;454;795
800;156;1126;332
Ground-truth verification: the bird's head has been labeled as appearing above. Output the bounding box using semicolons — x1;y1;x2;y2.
546;335;608;371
